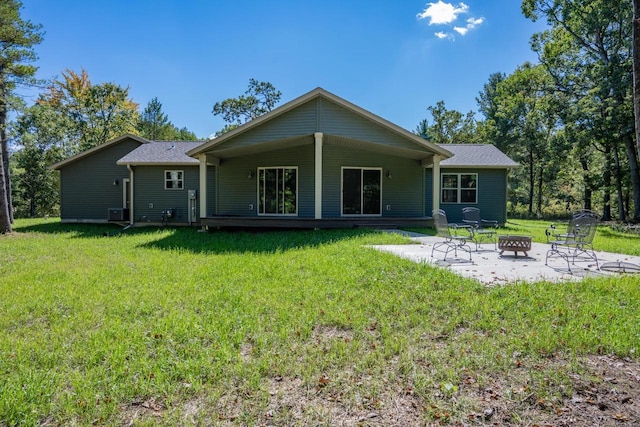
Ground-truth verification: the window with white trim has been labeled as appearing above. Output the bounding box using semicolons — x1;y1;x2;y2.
258;167;298;215
441;173;477;203
164;170;184;190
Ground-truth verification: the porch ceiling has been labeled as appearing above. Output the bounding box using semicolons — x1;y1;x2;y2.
200;133;437;163
204;134;313;159
323;134;436;161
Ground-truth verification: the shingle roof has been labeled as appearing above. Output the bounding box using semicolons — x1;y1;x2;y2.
438;144;519;168
117;141;204;165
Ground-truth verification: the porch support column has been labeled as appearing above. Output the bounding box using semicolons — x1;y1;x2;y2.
199;154;207;219
432;154;441;214
314;132;323;219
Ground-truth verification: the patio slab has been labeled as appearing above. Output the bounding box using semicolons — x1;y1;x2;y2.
371;233;640;286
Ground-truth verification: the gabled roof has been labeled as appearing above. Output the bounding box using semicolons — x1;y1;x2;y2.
438;144;519;168
117;141;204;166
49;134;149;170
187;87;453;159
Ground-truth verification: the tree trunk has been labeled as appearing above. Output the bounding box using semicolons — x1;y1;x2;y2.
536;162;543;217
625;135;640;220
633;0;640;219
528;149;534;216
580;157;592;211
614;145;625;221
0;99;12;233
602;146;612;221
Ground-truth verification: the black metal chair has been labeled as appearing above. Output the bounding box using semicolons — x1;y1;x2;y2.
545;211;599;272
431;209;473;261
461;207;498;250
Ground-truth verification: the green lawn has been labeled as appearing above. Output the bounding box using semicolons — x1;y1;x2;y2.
1;218;639;425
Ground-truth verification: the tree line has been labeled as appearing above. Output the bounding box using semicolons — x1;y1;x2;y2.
417;0;640;222
2;0;640;233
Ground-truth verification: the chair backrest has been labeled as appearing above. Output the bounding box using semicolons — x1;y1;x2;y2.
567;214;598;245
462;207;481;225
432;209;452;238
572;209;598;219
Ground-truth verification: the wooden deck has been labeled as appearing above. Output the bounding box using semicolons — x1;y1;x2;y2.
201;216;433;230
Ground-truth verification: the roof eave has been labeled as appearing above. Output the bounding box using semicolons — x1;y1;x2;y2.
116;162;200;166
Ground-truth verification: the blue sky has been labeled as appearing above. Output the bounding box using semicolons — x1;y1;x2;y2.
20;1;547;139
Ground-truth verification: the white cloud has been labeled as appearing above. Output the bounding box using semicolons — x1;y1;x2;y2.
467;17;484;26
417;1;468;25
434;31;451;39
453;26;468;35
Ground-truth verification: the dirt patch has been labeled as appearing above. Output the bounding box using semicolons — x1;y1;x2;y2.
312;324;354;342
458;354;640;426
206;354;639;426
120;397;166;426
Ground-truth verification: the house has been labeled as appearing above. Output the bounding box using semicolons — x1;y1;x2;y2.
50;87;518;228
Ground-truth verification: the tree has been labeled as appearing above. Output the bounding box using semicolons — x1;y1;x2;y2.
137;97;198;141
523;0;638;220
11;102;70;217
0;0;43;232
42;69;139;152
492;63;565;216
137;97;169;140
212;79;281;135
415;100;478;144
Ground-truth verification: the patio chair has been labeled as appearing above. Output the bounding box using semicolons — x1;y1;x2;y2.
461;207;498;250
431;209;473;261
545;210;599;272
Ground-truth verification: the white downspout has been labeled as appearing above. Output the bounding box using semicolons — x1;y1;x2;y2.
314;132;323;219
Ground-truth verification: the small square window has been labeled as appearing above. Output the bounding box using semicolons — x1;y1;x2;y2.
441;173;477;204
165;170;183;190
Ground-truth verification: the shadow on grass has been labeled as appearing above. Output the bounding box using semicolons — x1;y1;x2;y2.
13;220;129;238
138;227;386;254
13;218;413;254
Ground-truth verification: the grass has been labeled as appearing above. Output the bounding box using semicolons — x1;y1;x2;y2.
1;218;639;425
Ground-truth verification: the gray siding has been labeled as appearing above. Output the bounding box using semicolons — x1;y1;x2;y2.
426;168;508;224
217;145;315;217
322;145;425;218
217;100;318;149
133;166;200;223
59;139;142;220
318;98;419;151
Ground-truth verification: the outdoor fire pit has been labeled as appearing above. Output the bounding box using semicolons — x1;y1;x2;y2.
498;235;532;257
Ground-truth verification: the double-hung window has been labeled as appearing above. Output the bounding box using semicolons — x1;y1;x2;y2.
165;170;184;190
441;173;477;203
258;167;297;215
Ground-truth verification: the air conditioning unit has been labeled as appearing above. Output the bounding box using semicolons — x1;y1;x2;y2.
108;208;129;221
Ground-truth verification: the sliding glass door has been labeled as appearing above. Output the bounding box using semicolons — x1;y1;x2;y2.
342;168;381;216
258;167;297;215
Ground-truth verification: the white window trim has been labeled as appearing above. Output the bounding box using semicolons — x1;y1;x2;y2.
340;167;383;217
441;173;478;204
257;166;299;216
164;170;184;190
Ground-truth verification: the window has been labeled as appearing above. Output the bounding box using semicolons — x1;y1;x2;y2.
165;170;184;190
342;167;382;215
441;173;477;203
258;167;297;215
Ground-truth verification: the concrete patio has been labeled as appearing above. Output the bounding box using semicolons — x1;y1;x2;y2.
371;232;640;286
